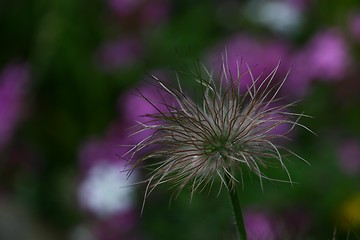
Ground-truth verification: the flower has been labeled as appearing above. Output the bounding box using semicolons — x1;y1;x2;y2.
339;193;360;229
128;61;310;201
95;38;144;72
0;62;30;150
278;29;350;97
207;35;289;92
279;206;312;238
338;138;360;176
305;29;349;81
281;51;313;98
119;71;175;146
121;77;171;124
78;160;137;218
78;136;137;220
108;0;142;17
349;12;360;41
244;209;276;240
77;122;140;239
108;0;170;26
244;0;304;35
139;0;170;26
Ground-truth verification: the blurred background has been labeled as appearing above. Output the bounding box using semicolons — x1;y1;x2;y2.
1;0;360;239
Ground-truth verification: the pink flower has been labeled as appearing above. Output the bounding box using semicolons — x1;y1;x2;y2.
306;29;349;81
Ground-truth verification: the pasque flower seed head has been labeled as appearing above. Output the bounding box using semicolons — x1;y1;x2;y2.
127;59;311;202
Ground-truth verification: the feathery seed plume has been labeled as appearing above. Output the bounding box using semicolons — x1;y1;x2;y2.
127;59;311;203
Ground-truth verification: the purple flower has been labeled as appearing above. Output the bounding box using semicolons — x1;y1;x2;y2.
281;51;313;98
291;0;312;10
207;34;290;92
305;29;349;81
94;210;138;240
108;0;142;17
280;207;312;238
139;0;170;26
95;38;144;72
338;138;360;175
120;73;175;144
0;62;29;150
79;138;119;173
121;84;168;123
78;121;134;173
206;34;315;99
109;0;170;26
244;209;276;240
282;29;349;97
349;12;360;41
261;103;297;144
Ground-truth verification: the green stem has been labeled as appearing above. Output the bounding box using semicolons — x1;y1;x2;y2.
225;175;247;240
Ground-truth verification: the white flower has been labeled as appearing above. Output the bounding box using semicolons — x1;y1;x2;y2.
78;161;137;218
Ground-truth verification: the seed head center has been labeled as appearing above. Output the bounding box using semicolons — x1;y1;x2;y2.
204;135;232;158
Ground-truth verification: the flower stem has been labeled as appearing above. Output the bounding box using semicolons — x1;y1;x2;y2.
225;174;247;240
